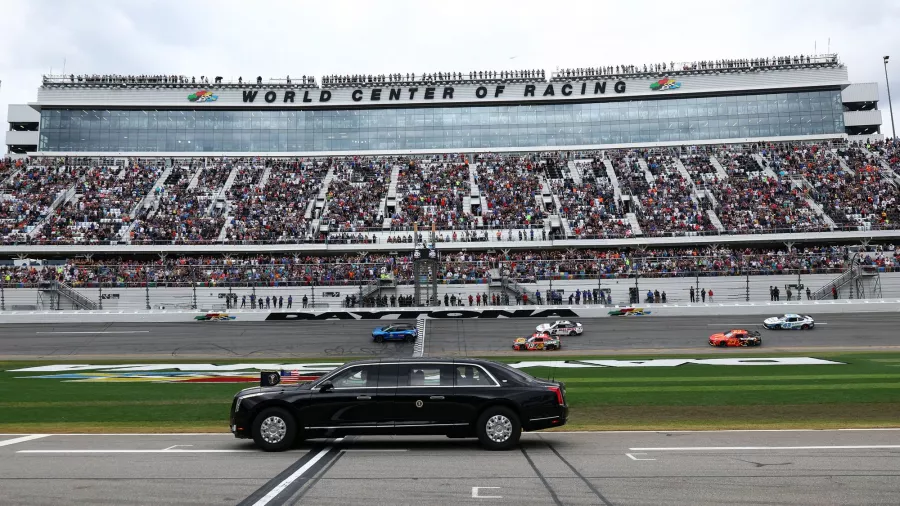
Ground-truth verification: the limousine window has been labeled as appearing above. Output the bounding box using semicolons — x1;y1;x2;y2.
491;362;538;383
399;364;454;386
331;365;378;388
455;365;494;386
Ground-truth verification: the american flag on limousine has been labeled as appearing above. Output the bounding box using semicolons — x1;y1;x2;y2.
279;370;320;384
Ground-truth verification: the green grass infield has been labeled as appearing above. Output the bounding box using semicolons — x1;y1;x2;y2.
2;352;900;433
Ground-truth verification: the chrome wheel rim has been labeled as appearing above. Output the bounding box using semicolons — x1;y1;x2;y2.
260;415;287;444
486;414;513;443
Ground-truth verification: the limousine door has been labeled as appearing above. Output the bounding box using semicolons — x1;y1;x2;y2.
298;364;391;431
391;363;467;432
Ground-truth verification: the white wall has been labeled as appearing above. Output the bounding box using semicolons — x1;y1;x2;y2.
4;272;898;311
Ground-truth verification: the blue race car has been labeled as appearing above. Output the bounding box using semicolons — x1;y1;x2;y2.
372;323;418;342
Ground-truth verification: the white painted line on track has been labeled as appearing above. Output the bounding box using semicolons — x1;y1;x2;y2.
472;487;502;499
341;449;408;452
18;449;256;454
838;428;900;431
251;437;343;506
0;433;234;436
705;323;827;326
16;449;259;454
541;428;900;434
626;453;656;461
631;445;900;451
35;331;151;334
0;434;51;447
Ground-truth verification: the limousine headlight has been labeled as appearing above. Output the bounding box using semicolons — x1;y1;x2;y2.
234;392;267;412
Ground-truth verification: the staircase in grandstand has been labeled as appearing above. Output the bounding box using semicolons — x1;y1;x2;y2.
38;280;100;310
501;276;537;304
811;254;883;300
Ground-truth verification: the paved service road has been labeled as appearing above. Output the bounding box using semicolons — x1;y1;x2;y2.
1;313;898;359
2;430;899;505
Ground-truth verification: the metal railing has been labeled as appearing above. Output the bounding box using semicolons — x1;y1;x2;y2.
41;74;317;88
42;280;100;310
1;268;897;311
550;54;841;81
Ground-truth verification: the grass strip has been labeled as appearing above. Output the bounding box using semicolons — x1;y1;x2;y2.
2;352;900;433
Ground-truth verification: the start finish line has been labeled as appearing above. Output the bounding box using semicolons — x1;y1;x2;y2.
9;357;844;374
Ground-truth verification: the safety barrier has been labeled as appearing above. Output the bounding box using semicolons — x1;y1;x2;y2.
1;299;899;324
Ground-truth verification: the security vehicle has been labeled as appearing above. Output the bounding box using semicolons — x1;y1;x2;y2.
708;329;762;347
763;314;815;330
535;320;583;336
230;358;568;451
194;312;236;321
371;323;418;342
513;333;561;351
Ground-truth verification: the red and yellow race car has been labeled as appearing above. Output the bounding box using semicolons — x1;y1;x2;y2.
194;312;237;321
708;329;762;347
512;332;561;351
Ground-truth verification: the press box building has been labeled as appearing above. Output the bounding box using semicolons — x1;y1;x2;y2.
5;54;886;156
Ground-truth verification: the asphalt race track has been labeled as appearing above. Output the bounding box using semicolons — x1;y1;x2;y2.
1;313;899;359
2;430;899;505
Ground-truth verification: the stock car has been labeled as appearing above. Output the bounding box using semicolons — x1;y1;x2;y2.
535;320;584;336
513;333;561;351
372;323;418;342
763;314;816;330
194;312;236;321
709;329;762;347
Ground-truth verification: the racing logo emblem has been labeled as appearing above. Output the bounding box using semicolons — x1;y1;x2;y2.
650;77;682;91
415;400;424;408
187;90;218;102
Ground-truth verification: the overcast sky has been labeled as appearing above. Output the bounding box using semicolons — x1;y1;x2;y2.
2;0;899;149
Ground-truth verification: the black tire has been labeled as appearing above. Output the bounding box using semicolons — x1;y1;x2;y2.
801;324;810;330
476;406;521;451
252;407;297;452
374;335;384;343
568;330;576;336
718;341;727;347
405;334;414;343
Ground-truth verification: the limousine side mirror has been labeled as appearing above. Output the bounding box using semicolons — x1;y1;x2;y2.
319;381;334;393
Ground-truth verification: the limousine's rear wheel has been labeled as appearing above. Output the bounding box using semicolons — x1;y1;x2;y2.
477;407;521;451
252;407;297;452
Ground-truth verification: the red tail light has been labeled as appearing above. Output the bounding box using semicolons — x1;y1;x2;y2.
547;385;564;405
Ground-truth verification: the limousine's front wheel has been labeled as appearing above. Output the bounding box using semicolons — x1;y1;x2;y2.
252;407;297;452
477;407;521;451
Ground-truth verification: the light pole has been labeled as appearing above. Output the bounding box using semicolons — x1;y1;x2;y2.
885;56;896;139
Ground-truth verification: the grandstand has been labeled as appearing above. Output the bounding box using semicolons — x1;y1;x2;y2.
2;141;898;248
1;54;898;309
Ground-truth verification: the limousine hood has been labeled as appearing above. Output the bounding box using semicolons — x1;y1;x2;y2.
235;382;312;398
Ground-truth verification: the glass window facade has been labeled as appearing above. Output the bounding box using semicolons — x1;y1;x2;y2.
39;90;845;152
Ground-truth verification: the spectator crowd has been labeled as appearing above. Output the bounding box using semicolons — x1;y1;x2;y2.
3;245;897;289
2;139;899;246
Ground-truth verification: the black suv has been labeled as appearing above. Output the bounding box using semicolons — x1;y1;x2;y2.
230;358;568;451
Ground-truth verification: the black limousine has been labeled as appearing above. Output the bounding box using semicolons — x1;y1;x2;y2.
230;358;568;451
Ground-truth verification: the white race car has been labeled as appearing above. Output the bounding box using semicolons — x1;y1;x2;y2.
535;320;584;336
763;313;815;330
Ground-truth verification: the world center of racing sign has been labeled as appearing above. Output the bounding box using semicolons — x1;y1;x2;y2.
8;358;845;383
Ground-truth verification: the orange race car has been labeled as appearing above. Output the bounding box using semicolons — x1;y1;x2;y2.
512;332;561;351
708;329;762;347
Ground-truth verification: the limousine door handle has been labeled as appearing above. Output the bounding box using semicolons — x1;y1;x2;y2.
429;396;445;400
357;395;372;400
